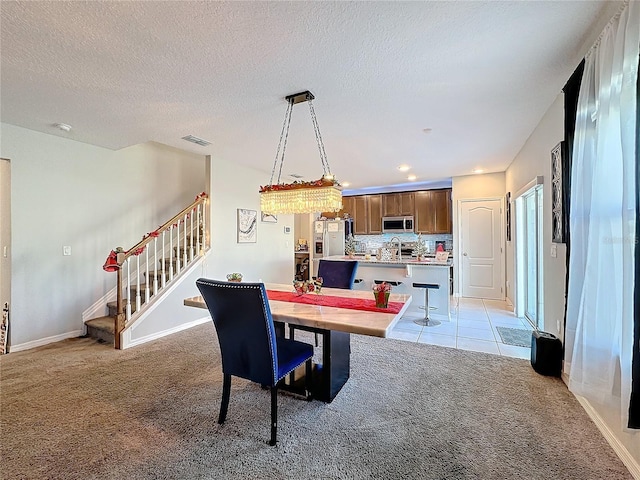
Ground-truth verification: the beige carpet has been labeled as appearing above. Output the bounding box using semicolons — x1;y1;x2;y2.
0;323;631;479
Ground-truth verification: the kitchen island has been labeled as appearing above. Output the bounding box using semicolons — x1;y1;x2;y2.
322;255;452;321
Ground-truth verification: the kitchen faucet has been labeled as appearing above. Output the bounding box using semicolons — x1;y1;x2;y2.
389;236;402;261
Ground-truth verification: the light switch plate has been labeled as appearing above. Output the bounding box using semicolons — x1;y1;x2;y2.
550;243;557;258
63;246;71;256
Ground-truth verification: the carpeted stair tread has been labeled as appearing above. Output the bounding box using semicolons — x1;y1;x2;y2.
85;316;115;333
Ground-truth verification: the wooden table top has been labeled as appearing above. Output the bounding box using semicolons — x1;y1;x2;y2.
184;282;412;338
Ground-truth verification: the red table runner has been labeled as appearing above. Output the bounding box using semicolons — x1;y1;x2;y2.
266;290;403;314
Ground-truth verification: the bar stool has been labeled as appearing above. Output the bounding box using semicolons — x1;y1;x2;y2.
412;283;440;327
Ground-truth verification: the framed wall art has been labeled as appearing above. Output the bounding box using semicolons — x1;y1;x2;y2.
551;141;566;243
505;192;511;242
237;208;257;243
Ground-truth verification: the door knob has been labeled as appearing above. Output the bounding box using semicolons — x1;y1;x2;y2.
463;253;468;256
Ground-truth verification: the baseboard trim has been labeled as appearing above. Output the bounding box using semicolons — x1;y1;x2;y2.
574;395;640;479
122;316;210;349
10;330;84;353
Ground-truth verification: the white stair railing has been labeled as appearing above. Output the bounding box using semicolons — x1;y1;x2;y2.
104;193;208;349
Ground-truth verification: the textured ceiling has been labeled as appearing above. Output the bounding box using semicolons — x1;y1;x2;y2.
0;1;621;193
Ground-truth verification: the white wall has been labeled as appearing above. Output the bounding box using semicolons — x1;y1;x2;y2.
0;123;207;348
504;94;565;338
204;156;294;284
503;95;640;471
451;172;506;295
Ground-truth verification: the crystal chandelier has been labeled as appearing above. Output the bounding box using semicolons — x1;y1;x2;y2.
260;91;342;215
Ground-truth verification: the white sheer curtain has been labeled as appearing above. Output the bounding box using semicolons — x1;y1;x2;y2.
565;1;639;429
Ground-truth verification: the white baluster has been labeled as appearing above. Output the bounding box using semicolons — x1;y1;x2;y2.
196;205;201;255
126;259;131;321
183;214;188;267
169;227;174;281
203;199;207;250
162;231;167;288
145;247;150;304
136;254;141;313
189;210;194;261
153;237;158;296
176;222;181;274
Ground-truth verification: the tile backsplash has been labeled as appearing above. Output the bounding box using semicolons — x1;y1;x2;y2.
353;233;453;253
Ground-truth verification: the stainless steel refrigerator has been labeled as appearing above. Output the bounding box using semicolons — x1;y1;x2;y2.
312;219;350;277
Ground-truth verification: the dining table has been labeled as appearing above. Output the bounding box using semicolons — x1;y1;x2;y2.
184;282;412;402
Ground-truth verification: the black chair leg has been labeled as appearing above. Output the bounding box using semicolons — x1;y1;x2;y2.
305;359;313;401
269;386;278;446
219;373;231;424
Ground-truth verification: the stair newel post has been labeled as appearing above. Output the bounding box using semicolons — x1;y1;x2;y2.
126;259;132;322
115;255;125;350
153;237;158;296
169;227;174;282
145;246;150;305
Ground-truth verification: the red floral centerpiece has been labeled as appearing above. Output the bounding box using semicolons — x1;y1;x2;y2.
372;281;392;308
293;277;323;295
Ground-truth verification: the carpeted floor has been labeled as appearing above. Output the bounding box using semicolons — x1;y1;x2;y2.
0;323;631;479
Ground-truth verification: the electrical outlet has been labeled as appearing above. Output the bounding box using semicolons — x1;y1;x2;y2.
63;246;71;256
556;319;561;332
550;243;557;258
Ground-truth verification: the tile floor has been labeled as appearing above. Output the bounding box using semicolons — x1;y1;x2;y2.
389;296;534;359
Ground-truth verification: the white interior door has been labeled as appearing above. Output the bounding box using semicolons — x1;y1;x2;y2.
0;159;11;353
460;198;504;299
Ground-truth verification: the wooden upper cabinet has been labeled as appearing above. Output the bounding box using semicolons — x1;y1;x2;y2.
414;188;452;234
398;192;415;216
382;192;415;216
367;194;383;234
431;189;452;233
414;191;435;234
339;196;356;220
353;195;368;235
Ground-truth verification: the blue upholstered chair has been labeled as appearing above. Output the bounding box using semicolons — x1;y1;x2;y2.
196;278;314;446
316;259;358;289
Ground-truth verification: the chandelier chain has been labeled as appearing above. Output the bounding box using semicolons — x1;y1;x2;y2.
308;99;332;176
269;101;293;186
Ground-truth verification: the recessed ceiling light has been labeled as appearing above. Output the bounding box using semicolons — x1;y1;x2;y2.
397;164;411;172
407;174;417;181
53;123;72;132
342;182;350;187
473;168;484;174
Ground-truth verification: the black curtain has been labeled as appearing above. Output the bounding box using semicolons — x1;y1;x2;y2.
628;54;640;429
562;61;584;334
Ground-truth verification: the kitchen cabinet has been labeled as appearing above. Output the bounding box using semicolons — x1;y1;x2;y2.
353;195;368;234
382;192;415;217
339;196;355;220
367;194;383;233
415;188;452;234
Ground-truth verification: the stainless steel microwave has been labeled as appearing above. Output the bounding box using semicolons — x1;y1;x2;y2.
382;216;414;233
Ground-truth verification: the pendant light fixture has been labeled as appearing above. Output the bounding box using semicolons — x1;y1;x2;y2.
259;91;342;215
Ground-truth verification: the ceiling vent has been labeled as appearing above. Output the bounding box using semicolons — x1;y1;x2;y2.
182;135;211;146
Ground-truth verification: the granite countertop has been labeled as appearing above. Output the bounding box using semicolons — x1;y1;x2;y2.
323;255;453;267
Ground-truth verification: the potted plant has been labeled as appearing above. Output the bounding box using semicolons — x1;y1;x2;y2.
226;272;243;282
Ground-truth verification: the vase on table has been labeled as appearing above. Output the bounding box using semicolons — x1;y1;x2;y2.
374;291;390;309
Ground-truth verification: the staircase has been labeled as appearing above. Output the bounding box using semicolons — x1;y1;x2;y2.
85;194;208;348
